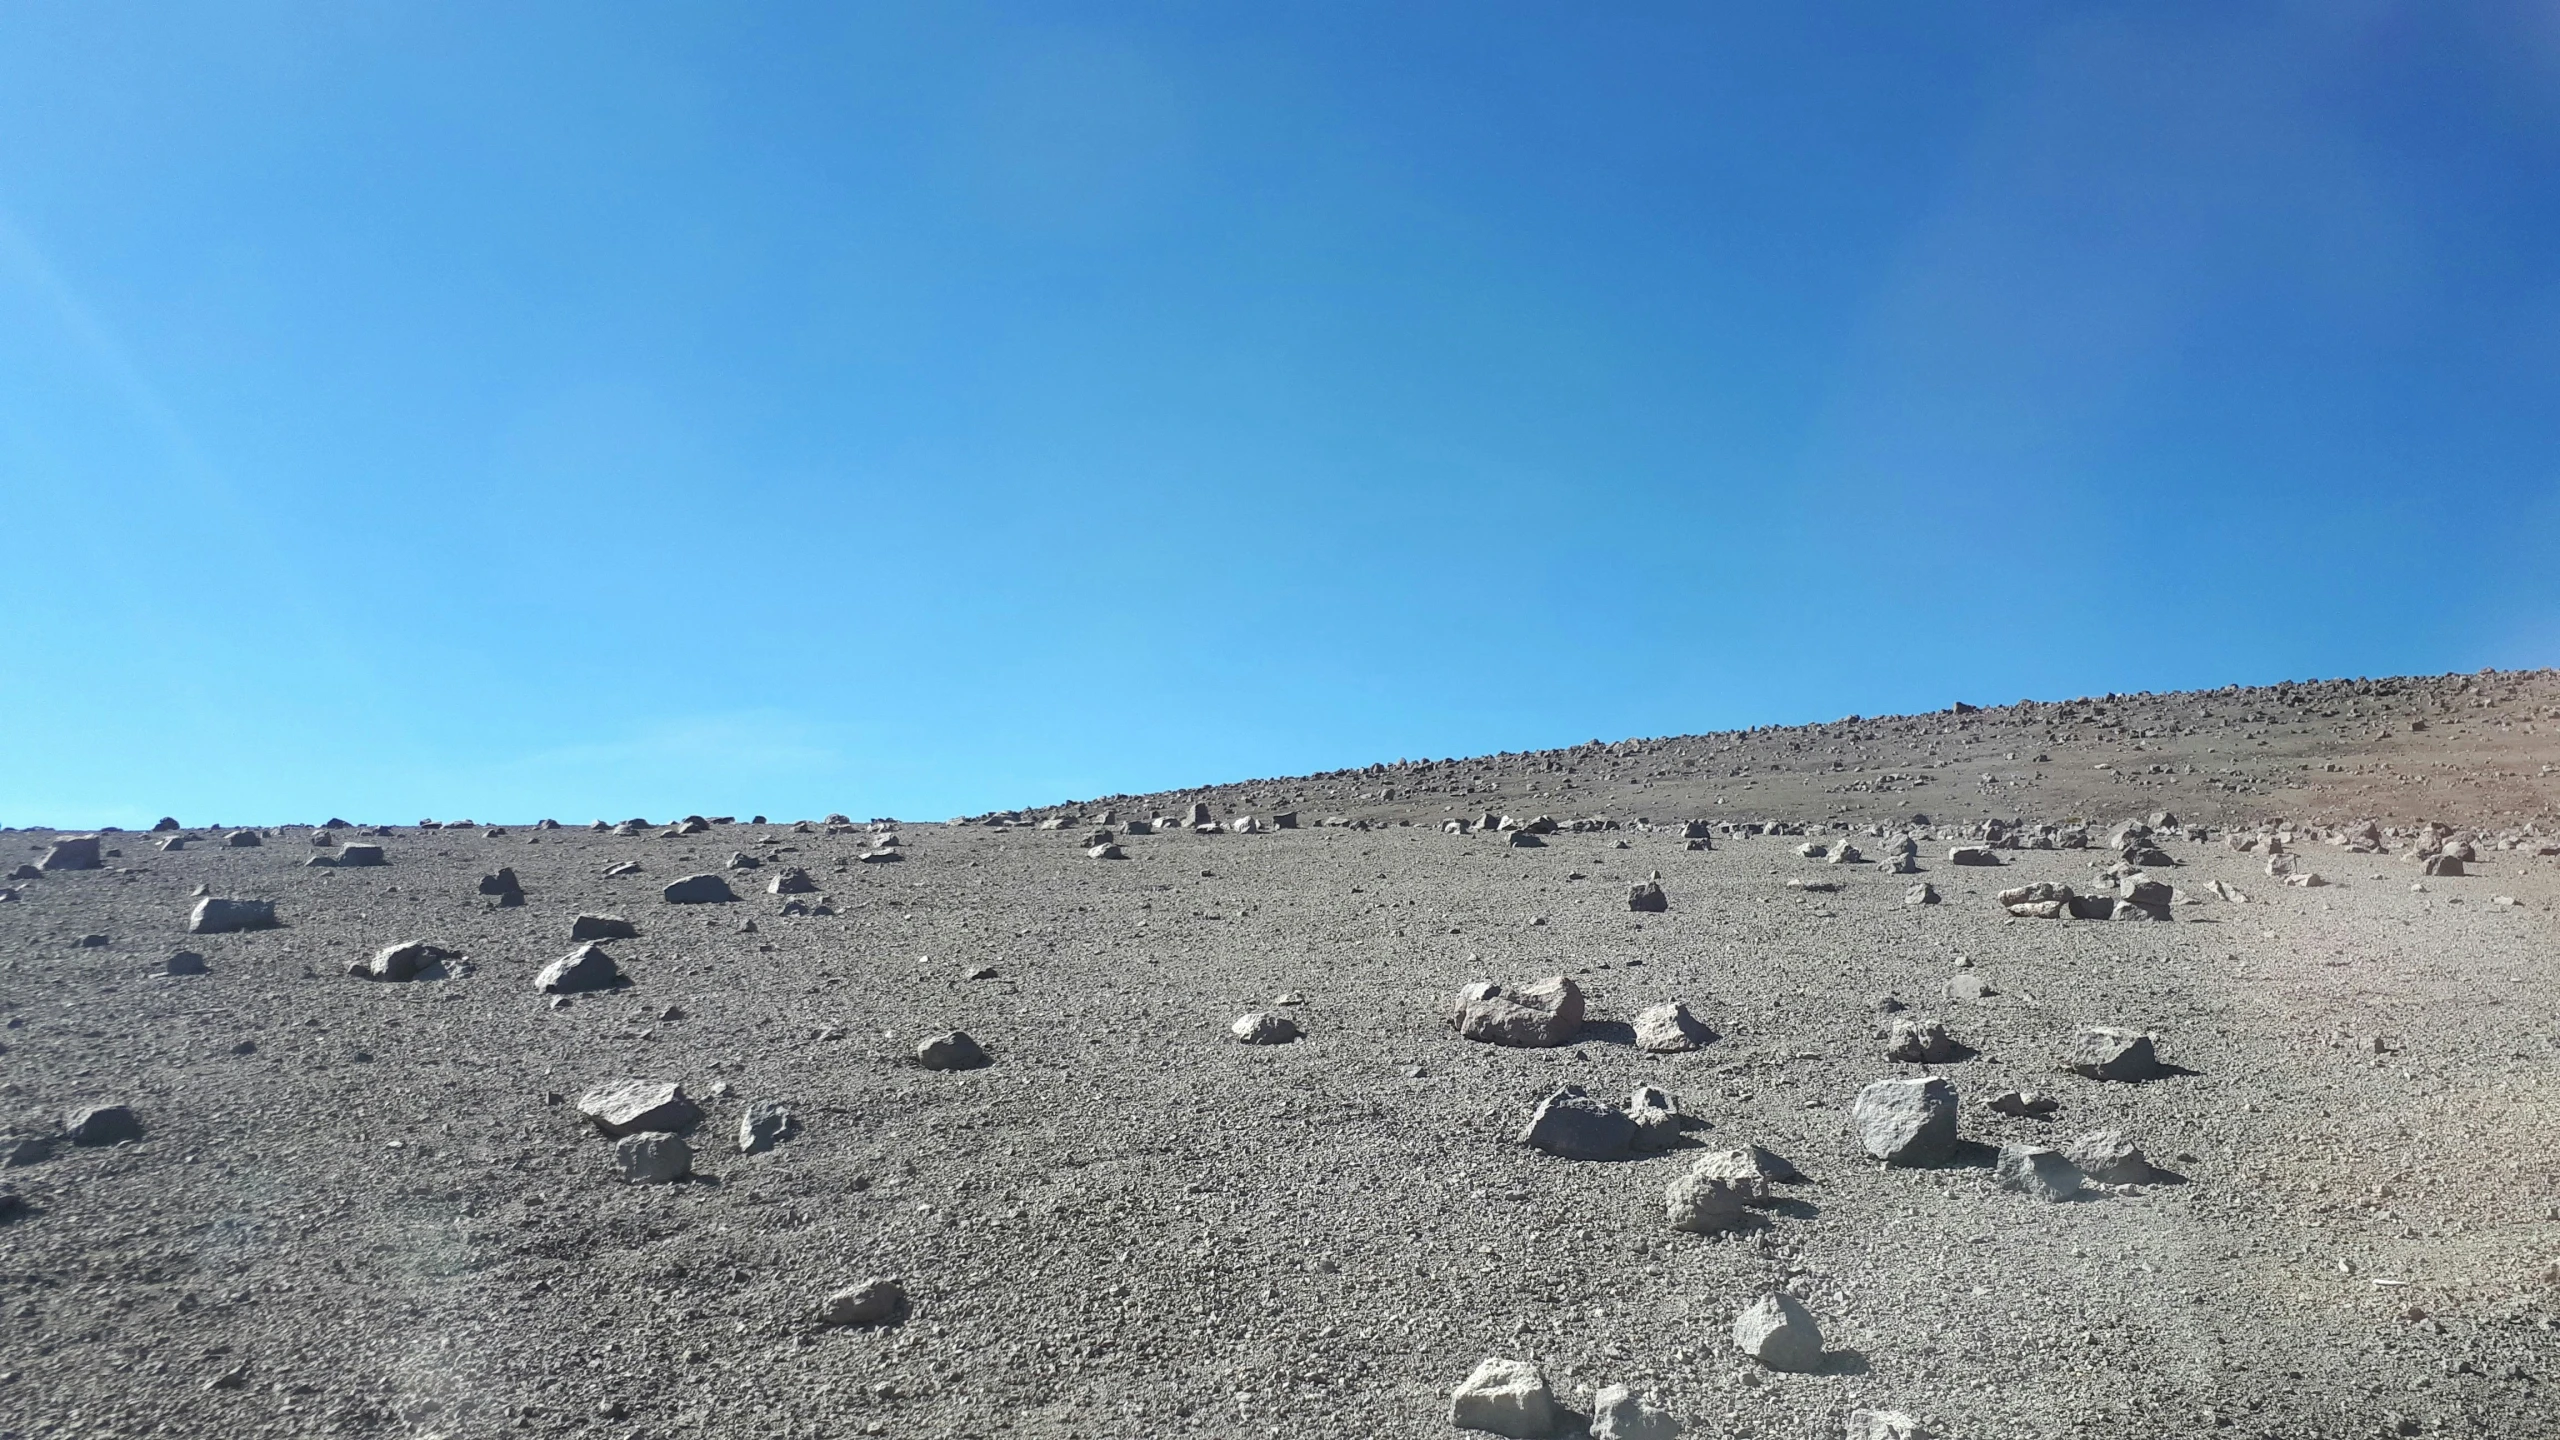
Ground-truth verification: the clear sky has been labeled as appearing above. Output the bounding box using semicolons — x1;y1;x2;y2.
5;4;2558;826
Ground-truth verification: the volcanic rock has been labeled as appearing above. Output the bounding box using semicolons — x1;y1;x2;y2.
820;1278;908;1328
65;1103;142;1146
576;1080;699;1136
1732;1293;1824;1372
571;914;640;941
1518;1084;1637;1160
1451;976;1584;1048
1230;1011;1301;1045
610;1132;690;1184
2064;1129;2160;1184
188;898;277;934
1994;1142;2086;1200
40;836;102;871
917;1031;989;1070
2069;1026;2161;1082
535;942;624;993
663;874;738;905
1852;1076;1957;1165
1448;1358;1554;1438
1631;1000;1716;1052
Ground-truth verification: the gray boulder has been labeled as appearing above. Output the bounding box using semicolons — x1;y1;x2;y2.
187;898;277;934
1993;1142;2085;1200
65;1103;142;1146
1883;1016;1955;1063
662;873;738;905
1731;1293;1824;1372
610;1132;690;1184
820;1277;908;1327
1448;1358;1554;1438
2064;1128;2160;1184
39;836;102;871
1229;1011;1301;1045
1626;1084;1684;1150
352;940;456;982
535;942;624;993
225;830;262;848
767;867;818;895
1631;1000;1716;1053
1902;881;1937;904
576;1080;700;1136
1845;1410;1935;1440
737;1102;796;1154
336;843;386;867
1627;880;1668;913
1592;1385;1680;1440
1663;1167;1755;1234
1689;1143;1802;1186
2069;1026;2161;1082
477;868;524;906
163;951;208;976
571;914;640;941
1947;845;2000;865
917;1031;989;1070
1852;1076;1958;1165
1518;1084;1637;1160
1451;976;1584;1048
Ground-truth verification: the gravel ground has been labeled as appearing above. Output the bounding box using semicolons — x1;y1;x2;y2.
2;802;2555;1440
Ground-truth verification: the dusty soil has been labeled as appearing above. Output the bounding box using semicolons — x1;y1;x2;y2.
3;671;2557;1440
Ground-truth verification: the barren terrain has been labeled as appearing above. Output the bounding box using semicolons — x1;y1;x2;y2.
3;670;2557;1440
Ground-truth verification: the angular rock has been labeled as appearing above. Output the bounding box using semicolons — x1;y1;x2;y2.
1946;845;2000;865
1591;1384;1680;1440
1627;879;1668;913
610;1132;690;1184
1631;1000;1716;1053
1852;1076;1958;1165
39;836;102;871
1448;1358;1555;1439
353;940;456;982
576;1080;700;1136
1230;1011;1302;1045
535;943;624;993
737;1101;796;1154
336;843;386;867
662;873;738;905
164;951;208;976
1519;1084;1637;1160
1731;1293;1824;1372
1845;1410;1935;1440
65;1103;142;1146
1690;1143;1802;1186
571;914;640;941
1998;881;2073;908
2069;1026;2161;1082
1087;843;1126;860
2423;854;2464;876
2064;1128;2159;1184
1993;1142;2085;1200
1985;1089;2058;1118
476;868;525;906
1664;1167;1755;1233
1626;1084;1683;1150
2115;875;2173;908
1942;972;1994;1002
766;867;819;895
225;830;262;848
187;898;277;934
917;1031;988;1070
1883;1016;1955;1063
1903;881;1938;905
725;850;762;870
1451;977;1584;1048
820;1277;908;1328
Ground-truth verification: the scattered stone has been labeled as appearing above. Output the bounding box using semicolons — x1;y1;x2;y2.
767;867;819;895
1;1133;56;1167
352;939;457;982
65;1103;142;1146
1690;1143;1802;1185
1627;879;1668;913
337;843;386;867
726;850;762;870
571;914;640;941
187;897;277;934
535;942;625;993
1519;1084;1638;1160
1845;1409;1935;1440
819;1277;908;1328
1627;1084;1684;1150
1883;1016;1955;1063
76;933;109;948
164;951;207;976
1230;1011;1301;1044
1664;1166;1756;1234
576;1080;700;1136
2069;1026;2162;1082
1903;882;1938;905
39;836;102;871
1591;1384;1680;1440
1451;976;1584;1048
917;1031;989;1070
1942;972;1995;1002
1731;1293;1825;1372
1852;1076;1957;1165
738;1101;797;1154
2063;1128;2160;1184
662;874;738;905
1985;1089;2058;1118
610;1131;690;1184
1631;1000;1716;1052
604;861;643;877
1088;843;1126;860
1994;1142;2086;1200
1448;1358;1555;1438
225;830;262;848
2422;854;2464;876
1947;845;2000;866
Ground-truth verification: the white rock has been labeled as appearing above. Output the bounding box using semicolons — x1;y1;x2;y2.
1591;1383;1680;1440
1731;1293;1824;1372
1448;1357;1555;1438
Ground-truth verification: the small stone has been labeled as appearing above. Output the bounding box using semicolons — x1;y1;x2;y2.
336;843;386;867
1731;1293;1824;1372
1664;1167;1755;1234
65;1104;142;1146
1451;976;1584;1048
819;1277;907;1327
1946;845;2000;866
353;939;456;982
535;943;624;993
1448;1357;1555;1438
0;1133;55;1167
662;873;738;905
1845;1409;1935;1440
163;951;208;976
1631;1000;1717;1052
964;965;997;980
1087;843;1126;860
726;850;762;870
2063;1128;2159;1184
1993;1142;2085;1200
187;897;277;935
1942;972;1994;1002
1627;879;1668;913
1518;1084;1637;1160
604;861;643;877
917;1031;988;1070
577;1080;699;1136
610;1132;690;1184
1591;1384;1680;1440
1229;1011;1301;1045
571;914;640;941
224;830;262;848
477;869;525;906
1626;1084;1683;1150
767;867;819;895
1852;1076;1957;1165
1903;882;1938;905
737;1102;796;1154
1883;1016;1955;1063
2069;1026;2161;1082
1984;1089;2058;1118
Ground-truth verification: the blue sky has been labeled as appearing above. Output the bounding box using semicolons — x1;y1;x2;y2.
5;3;2559;825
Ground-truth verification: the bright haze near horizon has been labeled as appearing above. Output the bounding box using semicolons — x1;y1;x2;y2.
5;4;2559;827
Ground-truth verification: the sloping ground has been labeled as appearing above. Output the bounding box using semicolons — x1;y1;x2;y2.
1031;668;2560;837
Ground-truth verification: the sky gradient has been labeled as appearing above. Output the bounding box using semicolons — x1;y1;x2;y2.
6;3;2560;826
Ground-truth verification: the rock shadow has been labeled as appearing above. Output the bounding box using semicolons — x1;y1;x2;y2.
1816;1349;1872;1377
